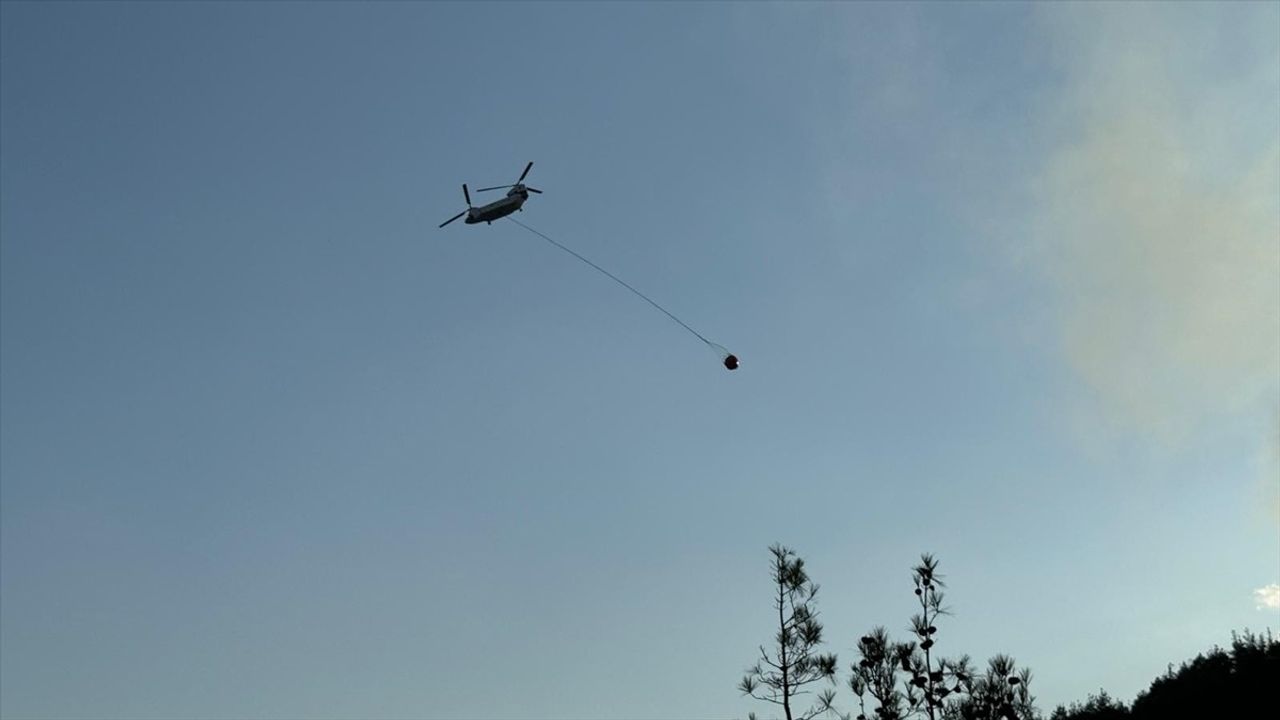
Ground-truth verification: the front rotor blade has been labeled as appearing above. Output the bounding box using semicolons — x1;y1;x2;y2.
439;210;466;228
463;183;471;206
476;184;513;192
517;161;533;183
525;187;542;194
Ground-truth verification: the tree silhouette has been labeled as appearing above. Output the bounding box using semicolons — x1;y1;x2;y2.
1048;690;1128;720
740;544;839;720
848;554;1037;720
1047;629;1279;719
1128;629;1278;719
738;545;1275;720
943;654;1036;720
849;626;916;720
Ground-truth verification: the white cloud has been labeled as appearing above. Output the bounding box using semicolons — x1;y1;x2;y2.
1255;584;1280;610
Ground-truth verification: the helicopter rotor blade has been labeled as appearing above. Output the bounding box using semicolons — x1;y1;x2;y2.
517;161;533;184
476;184;513;192
525;187;543;194
463;183;471;206
439;210;467;228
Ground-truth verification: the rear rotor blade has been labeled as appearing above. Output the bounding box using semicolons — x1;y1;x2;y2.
439;210;467;228
525;187;542;194
476;184;513;192
517;161;533;184
463;183;471;206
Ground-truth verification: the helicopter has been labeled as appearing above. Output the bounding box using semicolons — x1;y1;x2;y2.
439;161;542;228
436;161;738;371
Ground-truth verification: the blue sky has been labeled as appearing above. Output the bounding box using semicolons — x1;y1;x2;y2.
2;2;1277;718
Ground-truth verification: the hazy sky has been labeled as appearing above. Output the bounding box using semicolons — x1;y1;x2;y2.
2;2;1277;718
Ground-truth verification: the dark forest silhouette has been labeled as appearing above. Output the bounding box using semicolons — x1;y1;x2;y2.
739;545;1278;720
1049;629;1279;719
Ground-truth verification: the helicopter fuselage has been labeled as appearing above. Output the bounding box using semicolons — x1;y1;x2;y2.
466;189;528;224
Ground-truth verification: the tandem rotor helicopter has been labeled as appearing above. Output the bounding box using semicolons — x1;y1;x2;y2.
435;160;739;370
438;161;542;228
